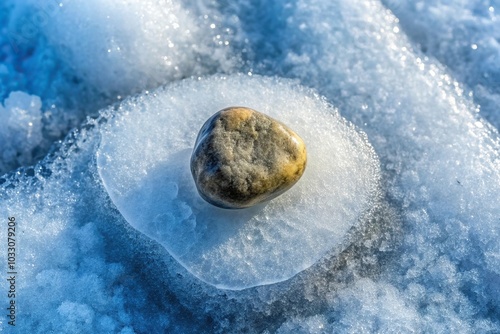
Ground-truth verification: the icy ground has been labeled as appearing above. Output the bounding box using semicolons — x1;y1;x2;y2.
96;76;381;290
1;0;500;333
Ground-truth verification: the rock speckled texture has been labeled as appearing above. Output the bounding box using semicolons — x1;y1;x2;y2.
190;107;307;209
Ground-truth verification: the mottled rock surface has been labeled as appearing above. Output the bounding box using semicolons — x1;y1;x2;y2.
190;107;307;209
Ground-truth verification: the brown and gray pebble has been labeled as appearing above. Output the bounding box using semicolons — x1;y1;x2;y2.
190;107;307;209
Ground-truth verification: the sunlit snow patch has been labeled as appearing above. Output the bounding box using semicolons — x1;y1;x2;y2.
25;0;234;98
96;75;381;290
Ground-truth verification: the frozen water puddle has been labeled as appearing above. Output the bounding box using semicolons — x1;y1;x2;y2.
96;75;381;290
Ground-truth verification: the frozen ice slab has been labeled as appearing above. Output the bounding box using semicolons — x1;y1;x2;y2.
96;75;381;290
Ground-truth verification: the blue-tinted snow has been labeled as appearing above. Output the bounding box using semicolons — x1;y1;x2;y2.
0;0;236;174
383;0;500;130
1;0;500;333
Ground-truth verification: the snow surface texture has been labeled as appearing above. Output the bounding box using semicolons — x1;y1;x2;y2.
29;0;236;97
383;0;500;130
96;76;381;289
0;91;43;171
0;0;235;174
1;0;500;333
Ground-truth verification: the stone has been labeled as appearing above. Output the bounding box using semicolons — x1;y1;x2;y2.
190;107;307;209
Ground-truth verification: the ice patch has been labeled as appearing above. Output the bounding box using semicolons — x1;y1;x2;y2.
96;75;381;289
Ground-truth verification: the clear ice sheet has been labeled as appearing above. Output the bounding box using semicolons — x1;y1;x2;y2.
96;75;381;289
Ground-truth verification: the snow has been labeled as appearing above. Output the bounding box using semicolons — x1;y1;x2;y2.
96;75;381;289
0;0;236;175
383;0;500;129
1;0;500;333
30;0;236;97
0;91;43;171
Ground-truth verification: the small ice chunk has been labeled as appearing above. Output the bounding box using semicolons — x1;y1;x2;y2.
0;91;43;171
97;75;381;290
